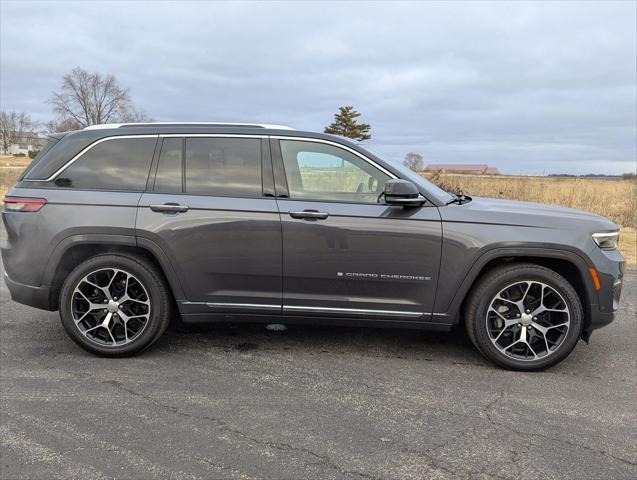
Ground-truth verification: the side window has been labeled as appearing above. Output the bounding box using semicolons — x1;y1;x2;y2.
154;138;183;193
279;140;391;203
185;138;262;197
54;137;156;191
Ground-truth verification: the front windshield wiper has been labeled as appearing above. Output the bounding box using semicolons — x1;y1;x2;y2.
446;194;472;205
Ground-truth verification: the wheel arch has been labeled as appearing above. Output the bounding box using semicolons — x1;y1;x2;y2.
444;247;597;340
44;235;185;310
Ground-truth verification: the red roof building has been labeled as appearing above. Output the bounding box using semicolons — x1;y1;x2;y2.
425;164;499;175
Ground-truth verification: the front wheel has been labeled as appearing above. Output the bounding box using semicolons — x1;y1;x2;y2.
465;263;583;371
59;253;172;356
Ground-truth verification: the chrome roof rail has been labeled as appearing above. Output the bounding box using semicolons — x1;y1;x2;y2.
84;122;294;130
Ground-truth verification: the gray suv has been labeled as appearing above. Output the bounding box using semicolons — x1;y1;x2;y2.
2;123;625;370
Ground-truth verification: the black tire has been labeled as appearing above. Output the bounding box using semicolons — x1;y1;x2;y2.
59;253;172;357
464;263;583;371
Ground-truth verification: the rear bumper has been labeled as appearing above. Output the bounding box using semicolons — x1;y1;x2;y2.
3;273;55;311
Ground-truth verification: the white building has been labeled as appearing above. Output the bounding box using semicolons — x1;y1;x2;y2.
1;136;44;155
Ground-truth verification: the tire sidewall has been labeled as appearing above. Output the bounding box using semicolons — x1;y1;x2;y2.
471;267;583;371
59;254;167;357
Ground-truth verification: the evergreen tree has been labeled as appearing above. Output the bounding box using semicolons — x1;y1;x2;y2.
324;106;372;141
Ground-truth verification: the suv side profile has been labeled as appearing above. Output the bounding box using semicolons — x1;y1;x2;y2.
2;123;624;370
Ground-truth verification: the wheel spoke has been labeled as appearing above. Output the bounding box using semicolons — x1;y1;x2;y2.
519;282;533;309
531;322;548;334
519;325;527;344
84;278;112;301
547;322;569;330
488;308;518;327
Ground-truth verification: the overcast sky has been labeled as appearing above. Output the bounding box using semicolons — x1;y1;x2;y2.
1;1;635;175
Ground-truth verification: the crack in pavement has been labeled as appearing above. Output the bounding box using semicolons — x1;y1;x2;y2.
102;379;382;480
482;391;636;468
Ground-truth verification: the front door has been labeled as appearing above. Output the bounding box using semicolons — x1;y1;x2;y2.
136;135;282;315
272;138;442;321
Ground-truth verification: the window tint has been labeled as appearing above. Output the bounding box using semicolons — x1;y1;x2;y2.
19;136;60;181
185;138;262;197
154;138;183;193
54;137;156;190
279;140;391;203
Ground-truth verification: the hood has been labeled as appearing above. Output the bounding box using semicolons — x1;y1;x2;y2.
441;196;618;232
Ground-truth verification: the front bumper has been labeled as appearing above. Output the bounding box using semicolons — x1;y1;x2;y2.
3;273;55;311
583;247;624;341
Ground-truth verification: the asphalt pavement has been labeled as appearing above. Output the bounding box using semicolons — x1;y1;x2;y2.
1;249;635;479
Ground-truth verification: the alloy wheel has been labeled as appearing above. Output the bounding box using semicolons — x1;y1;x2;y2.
486;280;570;361
71;268;151;347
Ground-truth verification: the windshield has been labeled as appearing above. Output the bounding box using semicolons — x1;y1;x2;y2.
387;159;456;204
361;145;455;204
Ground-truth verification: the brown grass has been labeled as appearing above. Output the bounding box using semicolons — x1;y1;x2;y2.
0;167;23;197
425;172;636;228
0;155;32;168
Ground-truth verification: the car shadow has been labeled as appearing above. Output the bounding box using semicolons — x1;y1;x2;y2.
154;317;486;366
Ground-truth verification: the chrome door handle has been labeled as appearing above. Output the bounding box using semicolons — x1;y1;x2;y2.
150;203;189;213
289;210;329;220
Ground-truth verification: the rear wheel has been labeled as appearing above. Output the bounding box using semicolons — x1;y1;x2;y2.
59;253;172;356
465;263;583;371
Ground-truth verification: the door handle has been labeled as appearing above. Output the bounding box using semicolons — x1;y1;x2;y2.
150;203;189;213
289;210;329;220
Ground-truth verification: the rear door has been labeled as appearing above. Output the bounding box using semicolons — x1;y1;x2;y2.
272;137;442;321
136;134;282;314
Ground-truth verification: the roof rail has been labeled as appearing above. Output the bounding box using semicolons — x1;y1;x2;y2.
83;122;294;131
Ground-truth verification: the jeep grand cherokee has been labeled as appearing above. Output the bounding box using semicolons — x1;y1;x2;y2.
1;122;625;370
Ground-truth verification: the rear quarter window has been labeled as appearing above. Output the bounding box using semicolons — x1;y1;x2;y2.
18;136;61;180
53;137;157;191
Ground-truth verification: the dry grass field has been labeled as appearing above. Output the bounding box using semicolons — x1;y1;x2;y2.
0;156;634;263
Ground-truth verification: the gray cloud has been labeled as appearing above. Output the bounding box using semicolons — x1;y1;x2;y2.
1;0;635;174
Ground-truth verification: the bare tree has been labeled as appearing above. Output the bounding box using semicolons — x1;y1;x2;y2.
118;106;153;123
0;111;37;153
48;67;151;128
403;152;424;172
46;118;83;133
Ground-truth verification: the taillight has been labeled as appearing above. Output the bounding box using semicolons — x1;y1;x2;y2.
3;197;47;212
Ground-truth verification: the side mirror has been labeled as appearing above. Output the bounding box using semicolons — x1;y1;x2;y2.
383;179;425;207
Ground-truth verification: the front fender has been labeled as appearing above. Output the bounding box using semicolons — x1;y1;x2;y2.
433;243;597;323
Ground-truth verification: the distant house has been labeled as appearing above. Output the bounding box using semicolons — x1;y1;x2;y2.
425;164;499;175
0;135;45;155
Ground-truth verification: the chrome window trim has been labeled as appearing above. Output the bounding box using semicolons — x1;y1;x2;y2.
27;134;394;183
27;134;159;182
159;134;268;139
271;136;397;179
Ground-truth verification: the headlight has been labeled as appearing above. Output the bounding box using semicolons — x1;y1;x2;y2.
592;231;619;249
